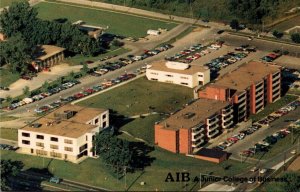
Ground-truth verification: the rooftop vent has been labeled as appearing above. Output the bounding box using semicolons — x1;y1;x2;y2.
184;112;195;119
31;123;42;128
54;110;76;119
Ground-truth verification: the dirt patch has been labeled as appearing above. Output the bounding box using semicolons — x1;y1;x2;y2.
288;156;300;171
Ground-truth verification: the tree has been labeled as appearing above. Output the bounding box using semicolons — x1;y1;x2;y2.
281;172;300;192
0;34;31;73
81;63;89;75
5;95;12;104
291;33;300;44
230;19;239;30
111;39;124;47
41;81;50;92
272;30;283;38
0;1;38;38
1;160;24;191
22;86;30;96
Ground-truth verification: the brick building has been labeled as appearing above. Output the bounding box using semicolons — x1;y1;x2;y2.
197;61;282;122
18;105;109;163
155;99;234;154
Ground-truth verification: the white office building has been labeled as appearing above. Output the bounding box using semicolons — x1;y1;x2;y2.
146;61;210;88
18;105;109;163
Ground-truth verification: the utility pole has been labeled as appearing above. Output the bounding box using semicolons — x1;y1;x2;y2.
124;166;127;191
199;172;202;189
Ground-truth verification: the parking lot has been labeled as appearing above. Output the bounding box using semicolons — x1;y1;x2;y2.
226;103;300;160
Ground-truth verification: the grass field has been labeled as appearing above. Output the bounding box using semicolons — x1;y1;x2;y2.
120;114;162;143
66;47;130;65
78;77;194;116
0;68;20;87
0;0;25;8
36;1;177;38
0;115;18;122
0;128;18;141
271;15;300;32
1;146;251;191
250;94;298;122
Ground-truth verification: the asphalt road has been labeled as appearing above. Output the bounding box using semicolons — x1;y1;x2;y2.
220;33;300;57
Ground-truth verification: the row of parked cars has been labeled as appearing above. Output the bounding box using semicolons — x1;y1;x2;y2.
6;80;80;111
213;124;262;151
257;100;300;125
34;73;137;114
0;144;17;151
261;52;281;62
241;128;291;157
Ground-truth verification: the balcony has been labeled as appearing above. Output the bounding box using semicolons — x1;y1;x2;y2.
255;85;264;93
272;79;280;87
208;123;219;132
272;73;280;81
255;90;264;97
222;108;233;116
192;139;205;147
207;130;220;138
272;85;281;93
192;133;205;141
207;117;219;126
223;114;233;122
192;125;205;134
223;121;233;129
255;96;264;104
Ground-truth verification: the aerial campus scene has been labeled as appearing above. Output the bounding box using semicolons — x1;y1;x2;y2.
0;0;300;191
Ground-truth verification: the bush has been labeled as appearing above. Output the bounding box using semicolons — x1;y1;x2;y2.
291;33;300;43
272;30;284;38
111;39;124;47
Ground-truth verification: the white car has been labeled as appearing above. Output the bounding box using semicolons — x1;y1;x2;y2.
259;169;267;174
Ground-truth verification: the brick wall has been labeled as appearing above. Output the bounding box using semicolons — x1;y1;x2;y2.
155;125;178;153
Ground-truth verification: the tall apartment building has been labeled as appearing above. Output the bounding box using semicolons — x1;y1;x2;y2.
155;99;234;154
198;61;281;122
18;105;109;163
146;60;210;88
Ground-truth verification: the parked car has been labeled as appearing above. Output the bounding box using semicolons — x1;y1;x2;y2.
49;177;61;184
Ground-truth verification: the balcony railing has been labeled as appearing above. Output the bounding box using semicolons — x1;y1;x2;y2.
208;123;219;131
207;118;219;126
223;114;233;122
222;108;233;116
192;133;205;141
223;121;233;128
192;139;205;147
207;130;220;138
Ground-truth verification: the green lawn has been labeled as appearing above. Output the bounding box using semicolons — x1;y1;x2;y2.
250;94;299;122
0;0;25;8
78;77;194;116
0;68;20;87
120;114;162;143
0;128;18;141
1;146;251;191
36;1;177;38
66;47;130;65
0;115;18;122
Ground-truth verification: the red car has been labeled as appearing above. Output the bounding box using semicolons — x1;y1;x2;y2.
74;93;85;99
84;88;95;94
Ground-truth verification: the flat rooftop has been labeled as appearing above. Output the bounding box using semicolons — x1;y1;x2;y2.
35;45;65;61
148;60;209;75
213;61;281;92
21;105;107;138
158;98;229;130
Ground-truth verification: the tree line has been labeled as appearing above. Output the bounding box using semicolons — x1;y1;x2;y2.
0;1;103;74
97;0;299;24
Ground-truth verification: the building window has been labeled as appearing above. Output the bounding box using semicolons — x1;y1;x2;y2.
50;137;58;142
79;144;88;153
151;78;158;81
166;74;173;77
198;74;203;77
36;135;44;139
22;140;30;145
50;144;59;149
102;114;106;119
36;142;44;147
103;121;107;128
50;152;62;158
64;139;73;144
150;72;158;75
86;135;88;141
36;150;47;156
94;118;99;124
22;132;30;137
180;76;188;79
180;82;188;85
64;147;73;152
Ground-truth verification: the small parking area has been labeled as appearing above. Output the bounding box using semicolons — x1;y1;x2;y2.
208;100;300;160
